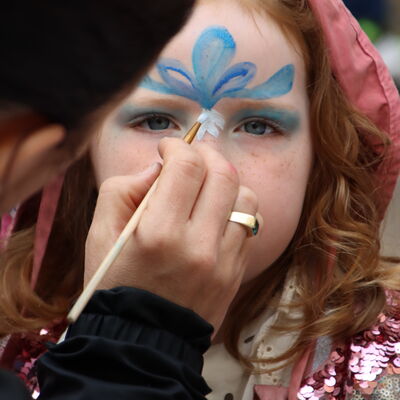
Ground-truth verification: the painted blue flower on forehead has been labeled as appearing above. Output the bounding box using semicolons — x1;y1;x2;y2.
141;25;295;110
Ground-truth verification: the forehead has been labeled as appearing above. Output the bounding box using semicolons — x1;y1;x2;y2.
149;0;306;87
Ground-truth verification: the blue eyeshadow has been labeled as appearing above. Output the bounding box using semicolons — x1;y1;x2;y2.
233;107;300;132
115;104;187;126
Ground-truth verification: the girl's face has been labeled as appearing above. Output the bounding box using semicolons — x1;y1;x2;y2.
91;0;313;283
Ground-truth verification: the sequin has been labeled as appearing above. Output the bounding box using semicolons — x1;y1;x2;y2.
349;375;400;399
297;291;400;399
4;320;66;396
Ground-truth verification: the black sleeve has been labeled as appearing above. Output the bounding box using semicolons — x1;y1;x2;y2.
37;287;213;400
0;369;30;400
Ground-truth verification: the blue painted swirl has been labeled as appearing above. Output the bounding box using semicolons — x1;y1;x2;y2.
141;26;295;110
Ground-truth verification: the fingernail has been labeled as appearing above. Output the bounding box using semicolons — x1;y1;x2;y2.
139;162;161;176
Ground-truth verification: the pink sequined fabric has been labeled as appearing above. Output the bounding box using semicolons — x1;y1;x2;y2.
3;322;65;398
298;294;400;399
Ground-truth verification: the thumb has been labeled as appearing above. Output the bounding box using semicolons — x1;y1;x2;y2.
92;163;162;235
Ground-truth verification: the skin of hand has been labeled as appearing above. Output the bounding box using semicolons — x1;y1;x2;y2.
85;137;259;332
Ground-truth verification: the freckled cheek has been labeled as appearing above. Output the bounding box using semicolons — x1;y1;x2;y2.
92;134;162;184
234;151;311;282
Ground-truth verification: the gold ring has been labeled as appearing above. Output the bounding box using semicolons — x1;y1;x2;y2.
228;211;259;237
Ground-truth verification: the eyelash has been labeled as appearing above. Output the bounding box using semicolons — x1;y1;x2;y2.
235;117;285;136
125;113;285;137
125;113;179;131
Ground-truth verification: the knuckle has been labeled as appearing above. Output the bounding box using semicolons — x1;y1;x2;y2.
140;229;170;254
98;176;123;195
212;272;230;291
210;160;239;187
160;136;183;149
139;234;165;256
196;144;239;187
190;250;218;274
159;137;183;157
174;152;205;179
138;221;181;255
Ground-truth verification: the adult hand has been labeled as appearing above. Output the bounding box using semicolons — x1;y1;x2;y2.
85;137;259;332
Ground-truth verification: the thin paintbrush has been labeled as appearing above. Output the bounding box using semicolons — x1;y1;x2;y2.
67;120;202;323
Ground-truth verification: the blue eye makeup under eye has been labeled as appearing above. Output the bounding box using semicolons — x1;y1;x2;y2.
234;107;301;135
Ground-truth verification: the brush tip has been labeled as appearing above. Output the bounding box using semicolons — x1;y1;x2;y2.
197;109;211;124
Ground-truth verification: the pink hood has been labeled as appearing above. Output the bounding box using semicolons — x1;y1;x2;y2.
275;0;400;398
309;0;400;219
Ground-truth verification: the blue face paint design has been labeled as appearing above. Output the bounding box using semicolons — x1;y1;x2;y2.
141;26;295;110
233;107;300;133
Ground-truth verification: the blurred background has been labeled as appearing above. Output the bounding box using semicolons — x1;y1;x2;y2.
344;0;400;89
344;0;400;256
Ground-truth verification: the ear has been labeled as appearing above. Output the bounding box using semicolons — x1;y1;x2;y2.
0;124;66;175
